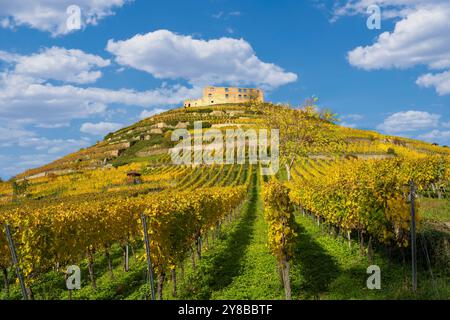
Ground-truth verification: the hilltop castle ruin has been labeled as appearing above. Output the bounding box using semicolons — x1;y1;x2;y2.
184;86;264;107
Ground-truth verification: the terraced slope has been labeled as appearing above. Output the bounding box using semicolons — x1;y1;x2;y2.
0;103;448;300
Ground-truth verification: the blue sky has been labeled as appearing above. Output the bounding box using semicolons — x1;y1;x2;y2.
0;0;449;179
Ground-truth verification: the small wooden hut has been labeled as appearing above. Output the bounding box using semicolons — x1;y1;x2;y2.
126;171;142;185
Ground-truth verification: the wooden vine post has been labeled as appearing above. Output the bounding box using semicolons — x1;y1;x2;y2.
409;180;417;292
140;213;156;300
4;224;28;300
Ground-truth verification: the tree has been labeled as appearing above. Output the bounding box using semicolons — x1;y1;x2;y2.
260;101;336;180
249;98;339;181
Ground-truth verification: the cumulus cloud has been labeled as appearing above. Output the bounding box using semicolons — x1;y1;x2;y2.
0;29;297;177
0;47;110;84
376;110;441;133
0;58;201;126
0;72;107;124
337;1;450;95
418;130;450;144
416;71;450;95
0;44;203;178
347;4;450;70
80;122;123;136
0;0;131;36
0;31;295;130
106;30;298;89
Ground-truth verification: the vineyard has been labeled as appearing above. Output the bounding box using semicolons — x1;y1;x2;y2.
0;103;449;300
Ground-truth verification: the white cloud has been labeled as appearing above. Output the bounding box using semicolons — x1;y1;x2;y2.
80;122;123;136
14;154;54;168
347;4;450;70
0;152;79;178
139;108;167;119
416;71;450;95
0;0;131;36
0;72;107;124
418;130;450;144
338;1;450;95
0;66;200;126
0;126;35;146
0;125;91;151
0;124;91;178
376;110;441;133
21;137;90;154
106;29;298;89
0;47;110;84
0;154;54;178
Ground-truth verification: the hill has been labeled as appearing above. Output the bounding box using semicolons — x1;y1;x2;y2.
0;102;448;300
10;103;450;181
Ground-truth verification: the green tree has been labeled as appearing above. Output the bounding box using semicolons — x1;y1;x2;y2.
260;103;328;178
